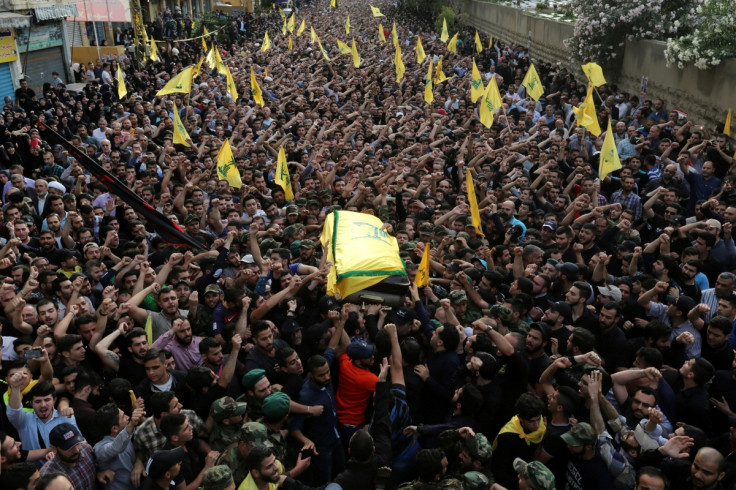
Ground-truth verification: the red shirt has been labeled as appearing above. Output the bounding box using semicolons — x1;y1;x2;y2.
336;352;378;425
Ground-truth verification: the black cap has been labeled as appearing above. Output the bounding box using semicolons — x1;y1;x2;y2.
49;423;85;450
547;301;572;324
390;306;417;325
147;447;186;479
666;295;696;314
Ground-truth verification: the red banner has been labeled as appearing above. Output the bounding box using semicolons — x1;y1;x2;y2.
72;0;131;23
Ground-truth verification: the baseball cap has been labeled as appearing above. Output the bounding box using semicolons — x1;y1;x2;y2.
240;421;273;447
346;340;376;360
561;422;596;446
49;423;85;451
211;396;247;422
462;471;490;490
286;205;299;216
240;254;255;264
666;295;696;314
542;221;557;231
390;306;418;325
83;242;100;252
202;465;234;490
513;458;555;490
555;262;579;278
299;239;315;249
318;295;340;314
465;433;492;465
706;218;722;230
448;289;468;304
184;214;199;224
597;284;622;302
205;284;222;295
547;301;572;323
147;447;186;479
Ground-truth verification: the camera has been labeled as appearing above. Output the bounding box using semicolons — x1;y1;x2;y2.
510;225;524;238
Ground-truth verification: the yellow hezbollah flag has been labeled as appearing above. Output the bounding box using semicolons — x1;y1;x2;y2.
475;31;483;53
288;36;293;51
216;139;242;189
279;8;286;18
370;5;385;17
582;62;607;88
330;0;336;8
440;18;449;42
202;26;209;51
378;23;386;43
282;19;287;36
479;77;503;129
447;32;458;54
416;37;426;64
424;58;434;105
149;39;159;62
345;16;350;34
172;102;191;147
414;243;430;287
470;58;484;103
395;45;405;83
288;13;295;33
310;26;317;43
336;39;351;54
224;65;238;103
261;32;271;52
117;67;126;100
522;63;544;101
250;67;264;107
489;33;493;48
433;56;448;84
206;45;217;69
316;35;331;61
391;22;399;48
573;83;602;136
297;19;306;36
351;38;361;68
275;146;294;200
724;109;732;136
193;56;205;78
213;47;228;75
145;314;153;345
156;66;194;96
599;118;622;181
466;169;485;237
320;210;407;299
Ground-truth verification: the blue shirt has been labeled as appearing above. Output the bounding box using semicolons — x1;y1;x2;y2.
94;430;137;490
291;348;340;448
7;405;77;451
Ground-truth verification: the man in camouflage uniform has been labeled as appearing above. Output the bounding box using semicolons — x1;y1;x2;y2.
215;421;273;485
202;464;236;490
209;396;247;452
513;458;556;490
462;471;491;490
258;391;291;463
437;428;493;483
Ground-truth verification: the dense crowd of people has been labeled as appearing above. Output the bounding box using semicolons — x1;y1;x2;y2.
1;0;736;489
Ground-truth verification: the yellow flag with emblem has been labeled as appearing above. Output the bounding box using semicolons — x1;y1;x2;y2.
216;139;242;189
599;118;622;181
224;65;238;103
447;32;458;53
261;32;271;52
351;38;361;68
250;67;264;107
172;101;191;147
288;13;295;33
395;45;405;83
467;169;485;237
378;23;386;43
424;58;434;105
275;146;294;200
336;39;351;54
414;243;431;287
470;58;484;103
572;83;601;137
214;48;227;76
205;45;216;69
156;65;194;96
522;63;544;101
391;22;399;48
193;57;204;78
117;67;126;100
297;19;306;36
316;35;331;61
724;109;732;136
279;8;286;18
581;62;607;88
345;16;350;34
416;37;426;64
149;39;159;62
479;77;503;129
433;56;448;84
440;18;449;42
475;31;483;53
370;5;384;17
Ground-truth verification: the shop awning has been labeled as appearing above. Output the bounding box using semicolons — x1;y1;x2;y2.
0;11;31;28
33;4;78;21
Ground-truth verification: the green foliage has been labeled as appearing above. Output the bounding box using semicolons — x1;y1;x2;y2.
435;6;456;33
192;12;231;44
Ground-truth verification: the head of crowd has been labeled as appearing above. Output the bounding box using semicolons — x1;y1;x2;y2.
1;0;736;489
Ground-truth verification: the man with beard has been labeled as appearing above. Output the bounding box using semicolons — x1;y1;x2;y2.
680;260;703;303
36;230;65;265
700;272;736;323
188;285;222;338
245;321;288;381
275;346;305;401
243;446;282;490
69;369;103;443
555;226;578;264
596;302;630;373
127;284;182;342
498;200;527;240
574;224;602;265
40;423;96;490
152;318;202;371
94;326;149;386
134;348;190;409
524;322;552;397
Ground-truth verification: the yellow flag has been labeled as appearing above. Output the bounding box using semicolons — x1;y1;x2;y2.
297;19;306;36
216;139;242;189
279;8;286;18
416;37;426;64
172;101;191;147
599;118;622;181
310;26;317;43
440;18;449;42
288;13;295;33
145;314;153;345
395;45;405;83
466;169;485;237
378;23;386;43
424;58;434;105
330;0;336;8
522;63;544;101
117;67;126;100
489;33;493;48
414;243;431;287
261;32;271;52
149;39;159;62
479;77;502;129
475;31;483;53
724;109;732;136
447;32;458;54
264;68;268;77
205;45;216;69
250;67;264;107
156;65;194;96
345;16;350;34
336;39;351;55
351;38;361;68
316;35;331;61
581;62;607;88
470;58;484;103
193;56;204;78
370;5;384;17
288;36;293;51
202;26;209;51
391;22;399;48
224;65;238;103
282;19;287;36
572;83;601;136
433;57;448;84
275;146;294;200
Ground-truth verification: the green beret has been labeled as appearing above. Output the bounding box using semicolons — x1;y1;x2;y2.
242;369;266;391
261;392;291;420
